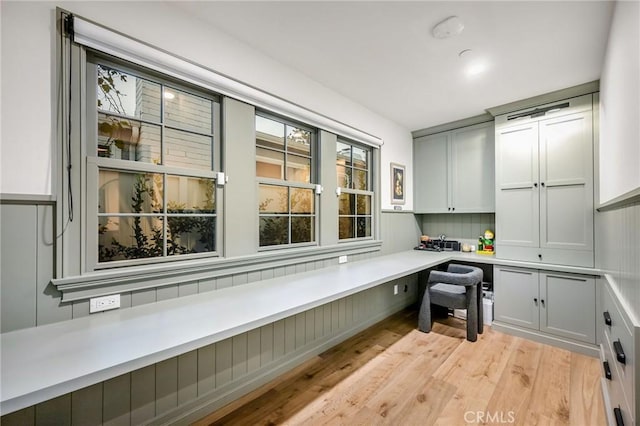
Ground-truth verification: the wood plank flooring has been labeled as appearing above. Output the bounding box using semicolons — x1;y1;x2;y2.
192;308;605;426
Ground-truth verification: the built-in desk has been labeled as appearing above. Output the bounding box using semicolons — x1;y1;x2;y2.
0;250;602;415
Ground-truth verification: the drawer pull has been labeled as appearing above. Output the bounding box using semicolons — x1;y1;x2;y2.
613;339;626;365
603;311;612;326
603;361;612;380
614;406;624;426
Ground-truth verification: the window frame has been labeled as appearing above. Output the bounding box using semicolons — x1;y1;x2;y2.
337;138;375;241
84;53;223;271
255;111;319;250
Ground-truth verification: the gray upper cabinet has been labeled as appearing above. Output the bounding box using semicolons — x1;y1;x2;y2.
414;132;449;213
414;121;495;214
495;94;594;267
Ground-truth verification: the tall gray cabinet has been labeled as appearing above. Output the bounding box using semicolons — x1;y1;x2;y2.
494;94;594;267
414;121;495;213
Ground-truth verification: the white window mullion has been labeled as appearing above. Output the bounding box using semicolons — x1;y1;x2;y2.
93;157;217;179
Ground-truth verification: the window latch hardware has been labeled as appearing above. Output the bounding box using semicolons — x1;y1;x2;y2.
216;172;226;186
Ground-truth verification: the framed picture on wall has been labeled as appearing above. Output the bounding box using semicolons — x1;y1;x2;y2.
390;163;405;204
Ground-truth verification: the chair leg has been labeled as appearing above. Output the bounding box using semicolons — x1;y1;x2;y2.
465;285;478;342
477;284;484;335
418;287;432;333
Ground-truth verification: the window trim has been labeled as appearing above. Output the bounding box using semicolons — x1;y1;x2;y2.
256;111;319;249
84;53;223;270
337;138;375;241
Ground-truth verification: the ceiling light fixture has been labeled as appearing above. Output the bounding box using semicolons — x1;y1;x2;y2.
432;16;464;39
164;90;175;100
466;63;487;76
458;49;488;77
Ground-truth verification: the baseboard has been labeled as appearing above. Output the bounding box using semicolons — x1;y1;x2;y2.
491;321;599;357
150;300;414;426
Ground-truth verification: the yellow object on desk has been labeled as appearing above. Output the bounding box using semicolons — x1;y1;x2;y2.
476;249;495;255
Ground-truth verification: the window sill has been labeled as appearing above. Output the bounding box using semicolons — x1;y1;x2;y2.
52;240;382;302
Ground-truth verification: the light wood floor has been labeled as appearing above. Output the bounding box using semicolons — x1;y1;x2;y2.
193;308;605;426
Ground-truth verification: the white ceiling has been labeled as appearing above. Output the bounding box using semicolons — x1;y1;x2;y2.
174;1;614;132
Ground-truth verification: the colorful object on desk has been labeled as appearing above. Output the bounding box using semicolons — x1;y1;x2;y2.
477;229;495;254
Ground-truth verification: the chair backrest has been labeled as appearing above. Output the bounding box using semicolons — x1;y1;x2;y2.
427;264;483;286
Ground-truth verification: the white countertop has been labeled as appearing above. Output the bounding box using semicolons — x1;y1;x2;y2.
0;250;602;414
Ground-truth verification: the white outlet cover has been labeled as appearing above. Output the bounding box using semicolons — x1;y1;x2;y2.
338;255;348;264
89;294;121;313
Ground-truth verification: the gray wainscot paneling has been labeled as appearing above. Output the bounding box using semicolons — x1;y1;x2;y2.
419;213;496;242
0;275;419;426
595;201;640;321
1;202;71;333
1;197;424;424
380;211;423;254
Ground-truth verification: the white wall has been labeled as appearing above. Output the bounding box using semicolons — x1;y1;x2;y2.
599;0;640;204
0;1;413;210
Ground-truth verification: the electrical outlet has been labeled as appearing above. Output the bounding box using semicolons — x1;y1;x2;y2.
90;294;121;313
393;284;398;295
338;255;348;264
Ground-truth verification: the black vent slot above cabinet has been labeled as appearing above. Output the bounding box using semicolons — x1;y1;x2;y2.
507;102;570;121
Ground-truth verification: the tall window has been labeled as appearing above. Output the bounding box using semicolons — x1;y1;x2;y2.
89;57;220;265
256;114;316;247
337;140;373;240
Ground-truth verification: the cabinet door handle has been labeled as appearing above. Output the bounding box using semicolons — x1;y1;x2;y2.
603;311;612;326
538;254;542;259
533;183;538;188
541;182;545;187
541;299;545;307
603;361;612;380
613;340;626;364
614;407;624;426
533;298;538;305
452;207;455;211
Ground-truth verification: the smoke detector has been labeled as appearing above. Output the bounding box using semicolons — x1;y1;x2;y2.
432;16;465;39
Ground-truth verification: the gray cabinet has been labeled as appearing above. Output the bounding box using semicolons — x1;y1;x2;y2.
495;94;594;267
493;266;539;329
414;121;494;213
414;132;449;212
494;266;596;344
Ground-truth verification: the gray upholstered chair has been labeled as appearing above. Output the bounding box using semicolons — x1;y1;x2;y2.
418;264;484;342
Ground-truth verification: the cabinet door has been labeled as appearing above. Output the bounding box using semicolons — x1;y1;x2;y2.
413;133;449;213
539;112;594;254
450;122;495;213
494;266;539;330
495;123;539;248
539;272;595;343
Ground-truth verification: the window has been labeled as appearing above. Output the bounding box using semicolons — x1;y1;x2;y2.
88;57;221;266
337;140;373;240
256;114;317;247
